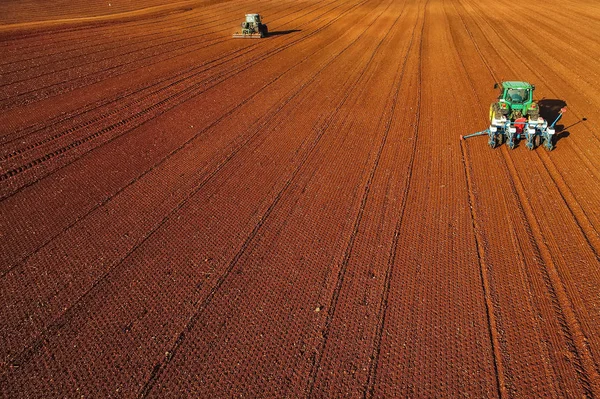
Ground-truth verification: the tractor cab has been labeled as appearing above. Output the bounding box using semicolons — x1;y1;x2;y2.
504;88;528;104
245;14;262;24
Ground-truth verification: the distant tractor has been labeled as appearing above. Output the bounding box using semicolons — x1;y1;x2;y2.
233;14;268;39
462;81;565;151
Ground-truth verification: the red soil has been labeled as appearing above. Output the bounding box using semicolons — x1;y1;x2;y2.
1;0;600;397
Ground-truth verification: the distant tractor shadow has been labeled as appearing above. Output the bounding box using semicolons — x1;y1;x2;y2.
268;29;301;36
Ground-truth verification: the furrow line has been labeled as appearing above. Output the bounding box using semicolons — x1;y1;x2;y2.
462;0;600;157
134;45;372;395
303;0;405;393
0;42;259;158
0;0;339;147
135;0;396;394
0;0;319;62
136;123;326;397
501;149;600;396
364;0;426;396
0;44;250;150
535;150;600;260
447;3;510;395
0;5;295;110
459;141;506;398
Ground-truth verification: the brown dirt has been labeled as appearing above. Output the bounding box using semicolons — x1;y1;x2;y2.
1;0;599;397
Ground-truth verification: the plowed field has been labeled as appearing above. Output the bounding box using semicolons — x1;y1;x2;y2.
1;0;600;397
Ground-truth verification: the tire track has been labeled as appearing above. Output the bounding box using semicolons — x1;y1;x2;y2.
459;141;507;398
535;150;600;260
0;0;302;62
366;1;499;395
501;150;600;397
0;0;368;278
3;0;598;396
461;0;600;159
0;9;214;74
362;1;426;396
0;45;250;150
0;0;210;27
461;0;600;340
11;0;382;390
0;0;342;126
459;0;600;255
0;0;325;84
453;0;600;248
296;0;416;395
0;50;285;279
136;105;328;398
447;4;524;397
0;41;262;157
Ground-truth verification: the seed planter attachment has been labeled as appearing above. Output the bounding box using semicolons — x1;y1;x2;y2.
461;107;566;151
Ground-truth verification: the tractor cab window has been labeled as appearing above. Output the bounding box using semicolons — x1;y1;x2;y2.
505;88;528;104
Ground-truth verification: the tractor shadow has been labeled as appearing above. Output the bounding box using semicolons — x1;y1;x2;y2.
538;99;566;122
268;29;301;36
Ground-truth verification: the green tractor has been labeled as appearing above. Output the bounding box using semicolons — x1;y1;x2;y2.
462;81;566;150
489;81;539;122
